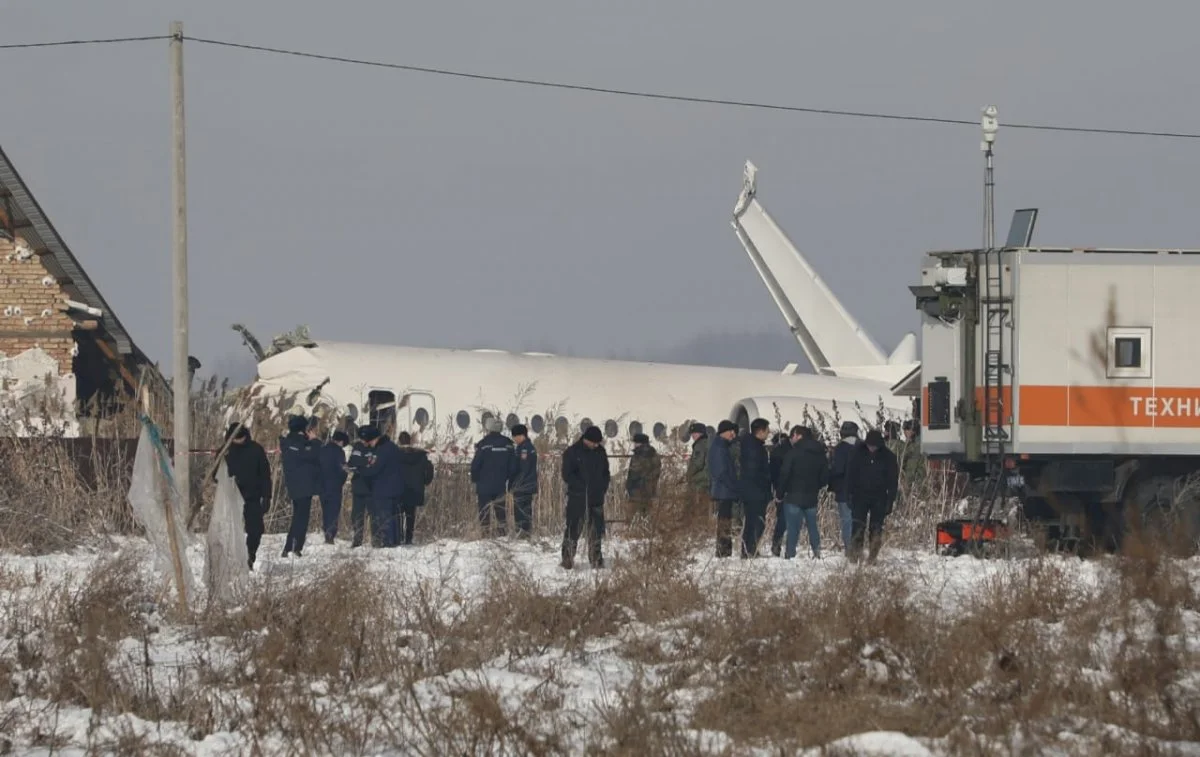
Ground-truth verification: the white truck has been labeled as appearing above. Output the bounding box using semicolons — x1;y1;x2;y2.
912;240;1200;552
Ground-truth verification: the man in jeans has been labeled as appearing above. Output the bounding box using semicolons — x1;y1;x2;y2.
777;425;828;559
827;421;860;553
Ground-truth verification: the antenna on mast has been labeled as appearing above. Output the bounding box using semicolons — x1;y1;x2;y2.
981;105;998;250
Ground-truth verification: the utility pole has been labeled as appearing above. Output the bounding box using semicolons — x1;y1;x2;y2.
981;105;998;250
170;21;190;514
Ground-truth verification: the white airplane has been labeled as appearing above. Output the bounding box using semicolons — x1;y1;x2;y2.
241;162;919;450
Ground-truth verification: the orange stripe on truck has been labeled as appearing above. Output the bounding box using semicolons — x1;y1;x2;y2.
969;385;1200;428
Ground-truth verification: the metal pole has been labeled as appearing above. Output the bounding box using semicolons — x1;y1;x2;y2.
170;21;190;514
981;105;998;250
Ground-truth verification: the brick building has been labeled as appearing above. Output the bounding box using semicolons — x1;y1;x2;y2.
0;145;166;435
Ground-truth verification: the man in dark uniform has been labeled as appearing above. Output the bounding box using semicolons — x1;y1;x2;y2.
561;425;611;569
318;431;349;544
356;425;404;548
345;430;375;547
222;423;272;570
510;424;538;538
708;420;740;558
846;429;900;563
738;418;772;558
470;417;514;535
280;415;322;557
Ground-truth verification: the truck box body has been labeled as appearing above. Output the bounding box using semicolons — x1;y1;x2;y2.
917;248;1200;462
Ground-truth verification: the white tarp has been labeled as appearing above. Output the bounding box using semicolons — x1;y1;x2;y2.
205;460;248;604
127;423;196;609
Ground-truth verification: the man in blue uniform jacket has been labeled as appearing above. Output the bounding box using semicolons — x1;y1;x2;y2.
280;415;322;557
509;424;538;538
470;417;515;536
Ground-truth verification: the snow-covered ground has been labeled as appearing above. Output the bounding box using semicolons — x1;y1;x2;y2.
0;534;1197;756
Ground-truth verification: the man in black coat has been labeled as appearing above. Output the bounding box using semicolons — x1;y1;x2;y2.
828;421;861;552
768;431;792;556
280;415;322;557
509;424;538;538
777;426;829;559
845;429;900;563
345;433;374;547
318;431;350;544
395;431;435;545
737;418;772;558
222;423;272;569
561;425;610;569
470;417;515;536
356;426;404;548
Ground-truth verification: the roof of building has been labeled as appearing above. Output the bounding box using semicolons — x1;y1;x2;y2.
0;145;153;366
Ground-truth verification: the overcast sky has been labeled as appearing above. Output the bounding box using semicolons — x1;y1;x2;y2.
4;1;1199;379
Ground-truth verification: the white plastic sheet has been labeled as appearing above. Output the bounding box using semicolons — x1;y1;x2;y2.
205;460;249;604
127;423;197;608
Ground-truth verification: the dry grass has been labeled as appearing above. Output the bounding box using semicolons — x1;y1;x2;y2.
0;535;1194;755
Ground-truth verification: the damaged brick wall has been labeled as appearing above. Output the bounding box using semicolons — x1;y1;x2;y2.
0;237;77;375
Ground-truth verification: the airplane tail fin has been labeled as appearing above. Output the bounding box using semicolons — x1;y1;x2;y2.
731;161;916;386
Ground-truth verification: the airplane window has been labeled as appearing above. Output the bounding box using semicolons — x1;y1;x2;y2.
604;419;618;438
706;425;716;438
530;414;545;434
678;423;691;443
481;411;495;430
653;422;667;441
455;410;470;430
628;421;643;438
413;408;429;429
506;413;520;430
345;403;359;421
580;418;593;432
555;416;570;438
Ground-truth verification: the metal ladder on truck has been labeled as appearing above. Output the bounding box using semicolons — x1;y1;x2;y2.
969;106;1013;553
967;245;1012;553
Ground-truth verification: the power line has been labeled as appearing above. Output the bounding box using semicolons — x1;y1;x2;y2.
3;32;1200;140
0;35;169;50
185;36;1200;141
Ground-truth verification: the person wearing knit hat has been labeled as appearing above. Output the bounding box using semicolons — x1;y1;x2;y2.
318;430;351;545
708;419;741;557
510;423;538;538
222;423;271;570
625;433;662;518
560;424;611;569
844;428;900;563
829;421;861;552
471;416;516;536
345;427;379;547
279;414;322;557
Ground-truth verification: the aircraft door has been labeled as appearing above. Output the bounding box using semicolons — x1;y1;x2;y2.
400;390;437;443
364;388;399;439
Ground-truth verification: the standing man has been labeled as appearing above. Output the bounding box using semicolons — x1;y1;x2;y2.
708;420;740;558
737;418;772;558
470;417;515;536
280;415;322;558
222;424;272;570
561;425;611;569
889;420;925;502
395;431;434;546
356;425;403;548
768;430;792;557
846;429;900;563
318;431;349;544
509;424;538;539
828;421;860;553
625;433;662;518
777;426;828;559
686;424;710;501
345;429;375;547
